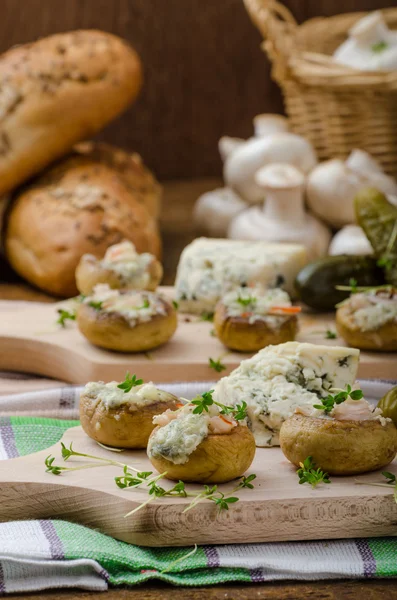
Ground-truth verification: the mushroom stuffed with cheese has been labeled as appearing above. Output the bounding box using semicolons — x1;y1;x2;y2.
336;287;397;351
80;377;180;448
214;286;299;352
147;393;256;483
76;284;177;352
280;394;397;475
76;240;163;295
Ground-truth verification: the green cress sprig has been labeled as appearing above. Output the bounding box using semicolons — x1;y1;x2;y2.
236;294;256;308
117;372;144;393
56;308;76;327
313;384;364;414
208;357;226;373
190;389;248;421
45;443;257;516
356;472;397;505
296;456;331;488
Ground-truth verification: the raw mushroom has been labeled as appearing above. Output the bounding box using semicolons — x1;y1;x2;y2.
224;132;318;204
329;225;374;256
228;163;331;260
333;11;397;71
193;187;247;237
253;113;289;137
307;149;397;228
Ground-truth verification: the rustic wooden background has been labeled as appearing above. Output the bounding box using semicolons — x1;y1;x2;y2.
0;0;393;181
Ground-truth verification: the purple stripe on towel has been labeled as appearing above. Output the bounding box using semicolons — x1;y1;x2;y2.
0;561;5;593
356;539;376;577
59;387;78;409
250;568;266;582
0;419;18;458
203;546;220;568
40;520;64;560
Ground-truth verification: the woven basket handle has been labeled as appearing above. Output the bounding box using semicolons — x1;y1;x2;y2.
243;0;297;39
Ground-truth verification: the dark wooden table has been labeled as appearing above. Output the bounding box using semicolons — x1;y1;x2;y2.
1;180;396;599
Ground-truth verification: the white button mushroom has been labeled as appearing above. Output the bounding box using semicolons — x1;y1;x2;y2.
228;163;331;260
193;187;247;237
307;150;397;228
329;225;374;256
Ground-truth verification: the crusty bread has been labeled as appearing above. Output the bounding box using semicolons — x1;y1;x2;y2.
4;156;161;298
0;30;142;195
74;142;161;219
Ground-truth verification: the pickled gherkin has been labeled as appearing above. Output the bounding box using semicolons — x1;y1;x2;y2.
355;189;397;286
377;386;397;427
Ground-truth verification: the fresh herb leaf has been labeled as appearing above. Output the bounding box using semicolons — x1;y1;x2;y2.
238;474;257;489
56;308;76;327
377;256;393;271
237;295;256;308
172;300;179;310
297;456;331;488
372;40;388;53
209;357;226;373
233;401;248;421
191;390;215;414
89;300;103;311
382;471;396;485
191;390;247;421
209;328;216;337
201;311;214;322
325;329;337;339
313;384;363;414
349;278;358;293
117;372;144;393
138;298;150;310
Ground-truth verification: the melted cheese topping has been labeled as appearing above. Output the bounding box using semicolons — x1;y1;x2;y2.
222;286;292;326
214;341;359;446
101;241;155;287
82;381;173;410
346;289;397;331
83;284;167;326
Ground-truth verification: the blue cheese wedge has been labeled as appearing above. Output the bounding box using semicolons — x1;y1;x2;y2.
175;238;308;313
214;341;360;447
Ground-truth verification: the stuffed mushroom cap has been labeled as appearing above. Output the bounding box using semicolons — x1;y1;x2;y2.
147;405;256;483
280;398;397;475
336;287;397;351
76;240;163;295
76;284;177;352
80;379;180;448
214;286;298;351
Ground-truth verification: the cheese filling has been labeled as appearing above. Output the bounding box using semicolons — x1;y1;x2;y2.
83;284;167;325
222;286;292;326
82;381;173;410
101;241;155;287
214;341;359;447
345;289;397;331
148;412;210;464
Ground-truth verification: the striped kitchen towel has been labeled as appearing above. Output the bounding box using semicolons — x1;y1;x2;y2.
1;380;397;594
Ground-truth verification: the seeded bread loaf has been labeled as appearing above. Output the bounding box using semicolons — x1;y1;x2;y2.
4;153;161;298
0;30;142;195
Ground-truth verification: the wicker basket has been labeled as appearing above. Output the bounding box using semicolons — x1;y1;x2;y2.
244;0;397;176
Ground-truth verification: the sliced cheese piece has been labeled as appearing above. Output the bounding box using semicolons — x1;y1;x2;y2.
175;238;308;313
214;341;360;447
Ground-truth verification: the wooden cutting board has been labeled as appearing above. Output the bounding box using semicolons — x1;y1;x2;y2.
0;287;395;383
0;425;396;547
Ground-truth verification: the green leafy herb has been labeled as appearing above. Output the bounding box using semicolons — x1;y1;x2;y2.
117;372;144;393
190;390;248;421
208;357;226;373
209;328;216;337
89;300;103;311
297;456;331;488
138;298;150;310
56;308;76;327
382;471;396;485
237;295;256;308
325;329;337;339
313;384;364;414
349;278;358;292
201;311;214;322
377;256;393;271
372;40;388;53
172;300;179;310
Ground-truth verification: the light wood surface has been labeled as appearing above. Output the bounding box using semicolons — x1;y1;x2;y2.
0;425;396;547
0;287;396;383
